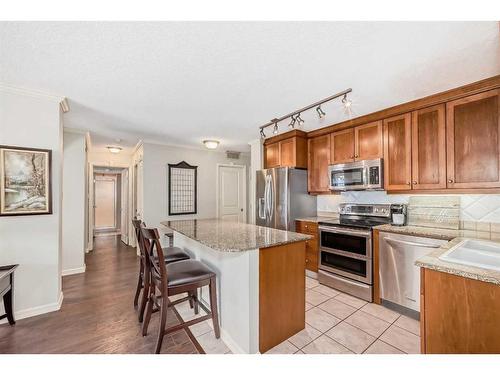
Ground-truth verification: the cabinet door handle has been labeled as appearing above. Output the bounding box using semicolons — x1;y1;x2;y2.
448;179;454;183
412;181;417;185
407;182;411;185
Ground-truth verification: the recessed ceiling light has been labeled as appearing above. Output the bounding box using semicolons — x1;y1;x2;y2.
203;140;220;149
107;146;122;153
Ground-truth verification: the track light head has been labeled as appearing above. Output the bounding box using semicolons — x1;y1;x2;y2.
288;115;296;129
296;113;305;127
260;128;266;139
316;106;326;119
342;94;352;108
273;122;279;134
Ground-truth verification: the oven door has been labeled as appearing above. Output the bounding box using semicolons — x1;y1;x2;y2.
319;248;372;284
329;166;367;191
320;226;372;258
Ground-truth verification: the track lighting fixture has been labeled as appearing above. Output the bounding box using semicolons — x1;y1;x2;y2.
342;94;352;108
296;113;305;127
258;88;352;137
316;106;326;119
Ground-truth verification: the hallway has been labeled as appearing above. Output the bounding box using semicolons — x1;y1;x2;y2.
0;236;202;354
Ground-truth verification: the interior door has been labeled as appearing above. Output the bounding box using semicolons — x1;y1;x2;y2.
411;104;446;189
355;121;383;160
94;174;117;229
331;128;355;164
218;165;246;222
383;113;412;190
446;89;500;189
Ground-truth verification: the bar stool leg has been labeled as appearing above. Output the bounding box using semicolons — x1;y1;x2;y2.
209;276;220;338
193;288;199;315
138;269;150;322
133;262;144;308
142;291;154;337
155;296;168;354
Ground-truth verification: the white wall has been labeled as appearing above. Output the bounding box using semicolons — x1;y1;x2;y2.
142;143;250;234
87;150;132;167
248;139;262;224
0;87;64;321
318;192;500;223
62;130;86;275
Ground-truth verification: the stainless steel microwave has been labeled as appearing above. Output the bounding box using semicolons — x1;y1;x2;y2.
328;158;383;191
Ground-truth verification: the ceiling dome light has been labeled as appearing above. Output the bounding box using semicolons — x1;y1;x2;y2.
273;122;279;134
107;146;122;154
296;113;305;127
203;140;220;149
316;106;326;119
288;115;296;129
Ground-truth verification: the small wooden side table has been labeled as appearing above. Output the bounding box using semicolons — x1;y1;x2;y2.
0;264;18;325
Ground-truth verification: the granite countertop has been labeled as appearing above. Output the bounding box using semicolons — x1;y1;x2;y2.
295;216;339;224
415;237;500;286
374;224;500;285
161;219;312;253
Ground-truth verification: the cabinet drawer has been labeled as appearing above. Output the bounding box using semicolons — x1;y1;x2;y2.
296;221;318;235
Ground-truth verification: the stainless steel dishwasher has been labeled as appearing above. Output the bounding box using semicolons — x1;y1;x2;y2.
379;232;447;317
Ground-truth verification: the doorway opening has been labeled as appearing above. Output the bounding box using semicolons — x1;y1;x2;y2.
91;166;129;243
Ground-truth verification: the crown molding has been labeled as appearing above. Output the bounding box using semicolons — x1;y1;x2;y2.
0;82;69;112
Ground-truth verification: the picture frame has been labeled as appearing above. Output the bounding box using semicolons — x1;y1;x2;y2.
168;161;197;216
0;145;52;216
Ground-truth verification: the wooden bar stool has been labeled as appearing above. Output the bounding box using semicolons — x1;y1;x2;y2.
131;219;190;322
140;227;220;354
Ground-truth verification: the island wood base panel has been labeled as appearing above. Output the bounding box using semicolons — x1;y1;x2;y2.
421;268;500;354
259;241;306;353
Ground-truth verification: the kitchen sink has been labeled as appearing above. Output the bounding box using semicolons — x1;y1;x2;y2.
439;239;500;272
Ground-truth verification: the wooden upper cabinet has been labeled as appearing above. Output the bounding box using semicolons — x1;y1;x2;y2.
446;89;500;189
308;135;331;193
411;104;447;190
264;142;280;168
263;130;307;169
355;121;383;160
331;128;355;164
383;113;412;190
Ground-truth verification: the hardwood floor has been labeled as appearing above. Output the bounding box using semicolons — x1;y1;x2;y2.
0;235;203;354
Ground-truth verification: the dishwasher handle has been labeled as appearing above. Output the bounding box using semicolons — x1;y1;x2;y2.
384;237;442;249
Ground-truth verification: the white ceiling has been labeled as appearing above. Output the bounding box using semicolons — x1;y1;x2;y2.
1;22;499;152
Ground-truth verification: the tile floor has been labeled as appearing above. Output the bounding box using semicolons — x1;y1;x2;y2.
265;276;420;354
173;276;420;354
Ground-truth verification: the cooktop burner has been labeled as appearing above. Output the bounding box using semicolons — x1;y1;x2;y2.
318;203;392;230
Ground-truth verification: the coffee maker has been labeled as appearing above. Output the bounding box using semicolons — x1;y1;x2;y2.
390;204;407;226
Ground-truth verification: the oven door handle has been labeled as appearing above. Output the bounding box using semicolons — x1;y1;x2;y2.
320;246;371;261
319;226;371;238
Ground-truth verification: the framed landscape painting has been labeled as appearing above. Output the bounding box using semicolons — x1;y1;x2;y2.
0;145;52;216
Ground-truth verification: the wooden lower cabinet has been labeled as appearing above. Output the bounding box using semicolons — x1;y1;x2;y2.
295;220;319;272
420;268;500;353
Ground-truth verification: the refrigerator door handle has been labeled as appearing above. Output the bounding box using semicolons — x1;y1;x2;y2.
267;175;274;220
258;198;266;219
264;174;273;221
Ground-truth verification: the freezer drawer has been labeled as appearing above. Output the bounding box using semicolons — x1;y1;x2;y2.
379;232;447;313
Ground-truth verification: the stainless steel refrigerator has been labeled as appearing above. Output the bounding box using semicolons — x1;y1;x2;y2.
256;167;316;231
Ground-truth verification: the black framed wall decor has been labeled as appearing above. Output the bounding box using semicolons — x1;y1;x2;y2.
168;161;198;216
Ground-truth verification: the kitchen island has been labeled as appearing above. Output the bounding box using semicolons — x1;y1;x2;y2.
161;218;311;354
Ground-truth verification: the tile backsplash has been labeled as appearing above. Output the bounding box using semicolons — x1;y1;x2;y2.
317;191;500;223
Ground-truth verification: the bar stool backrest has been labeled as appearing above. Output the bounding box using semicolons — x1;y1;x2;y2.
132;219;148;269
140;228;168;295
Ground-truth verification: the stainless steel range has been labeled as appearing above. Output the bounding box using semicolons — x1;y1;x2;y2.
318;203;391;302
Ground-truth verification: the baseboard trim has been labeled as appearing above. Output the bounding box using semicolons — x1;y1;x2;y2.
0;291;64;325
220;328;248;354
62;265;86;276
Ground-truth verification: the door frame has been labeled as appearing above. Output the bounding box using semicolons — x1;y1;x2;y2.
216;163;247;222
87;162;131;252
